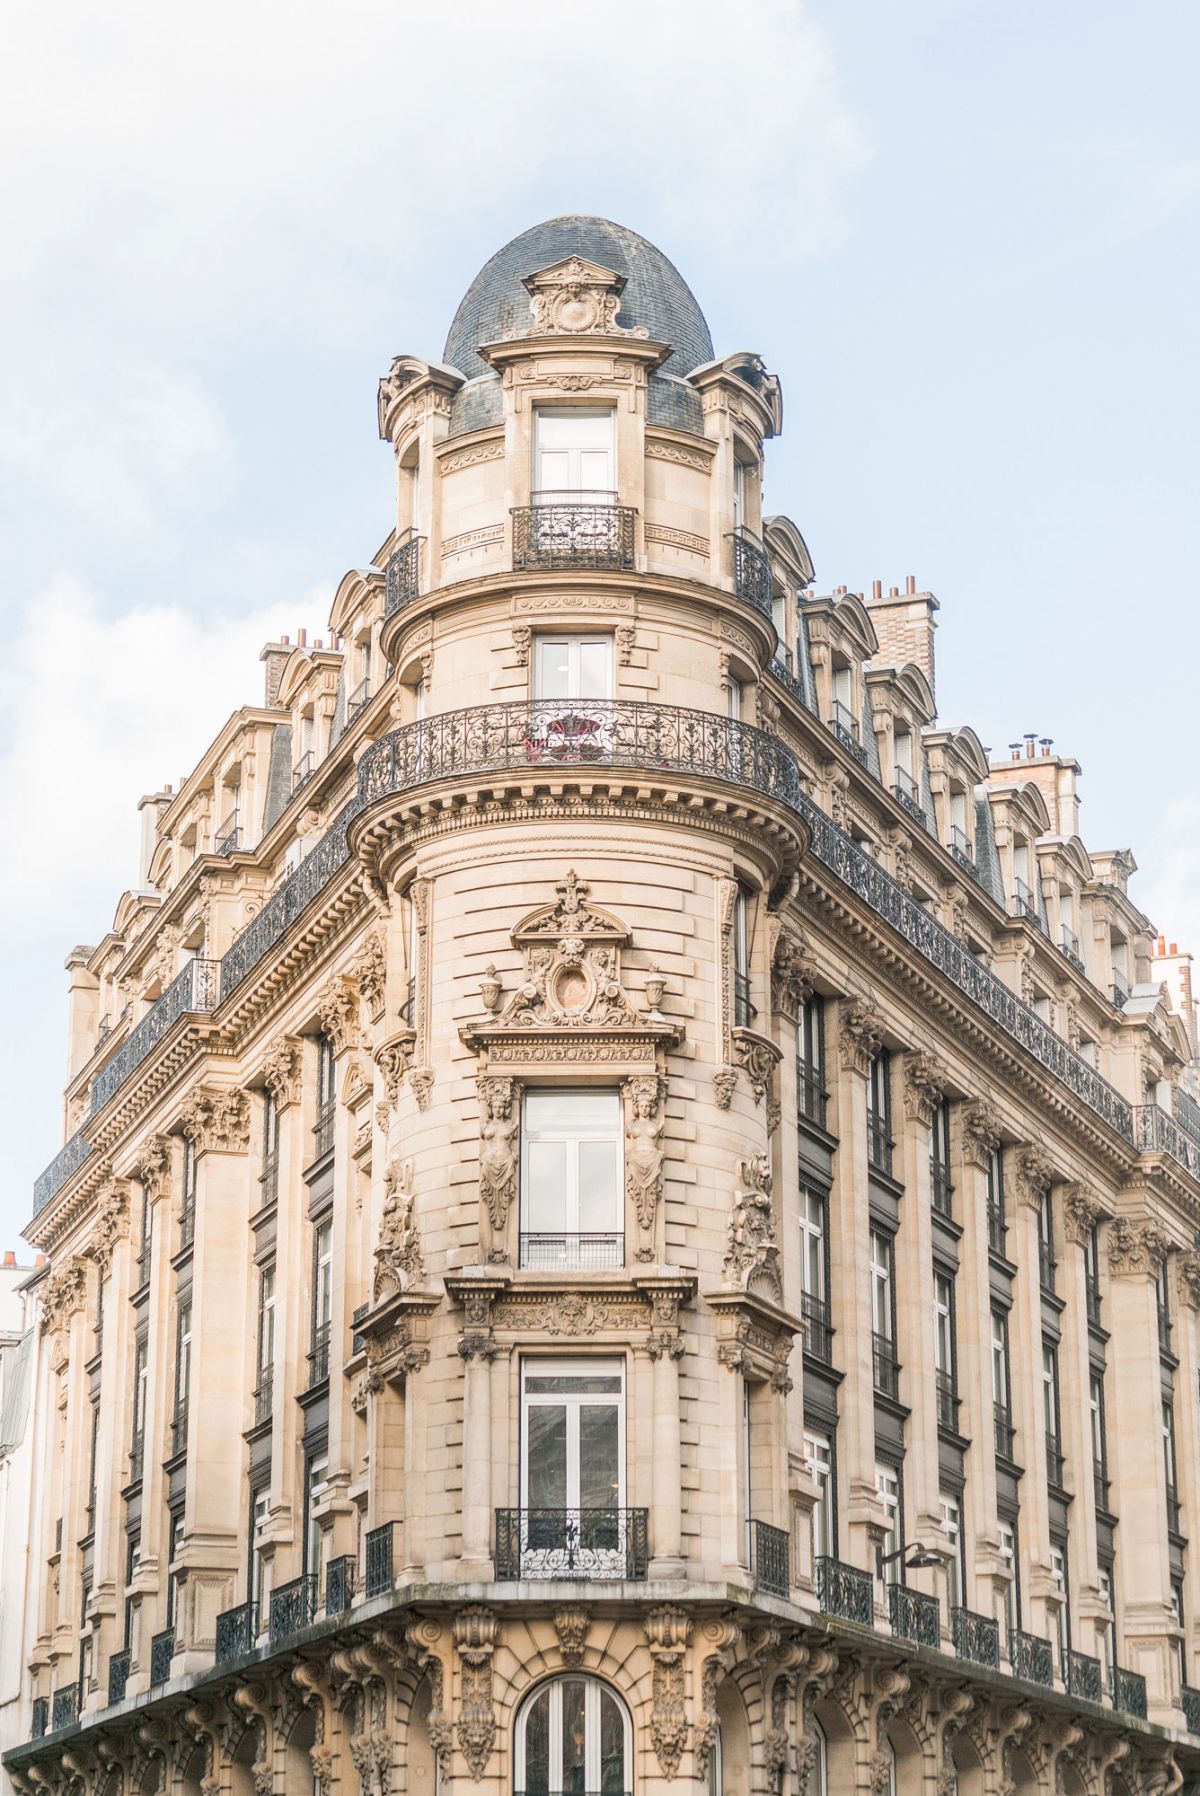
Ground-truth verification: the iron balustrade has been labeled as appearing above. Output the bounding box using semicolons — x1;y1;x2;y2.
815;1555;873;1627
214;810;240;856
365;1521;394;1598
326;1554;356;1617
872;1332;900;1400
951;1606;1000;1669
218;797;352;1002
827;700;868;766
797;1065;828;1130
292;749;316;793
1044;1433;1065;1488
31;1698;48;1739
1010;876;1040;925
519;1233;624;1272
269;1573;318;1643
889;1582;940;1649
88;959;219;1119
768;655;815;712
935;1370;960;1431
726;529;772;620
107;1650;131;1705
513;498;636;573
1177;1087;1200;1147
1111;1664;1148;1719
749;1519;789;1597
308;1320;331;1386
494;1508;649;1581
346;677;372;723
253;1374;273;1426
867;1113;893;1177
1009;1627;1054;1687
1059;925;1085;973
801;1292;833;1364
1182;1686;1200;1734
32;1127;92;1213
994;1404;1016;1460
1065;1649;1102;1703
1136;1104;1200;1179
1112;967;1131;1010
384;530;422;614
149;1629;175;1687
892;766;929;831
948;825;977;875
215;1599;258;1662
51;1684;79;1731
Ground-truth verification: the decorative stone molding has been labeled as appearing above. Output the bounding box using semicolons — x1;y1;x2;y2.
374;1035;413;1115
410;1066;435;1112
341;1056;372;1113
1011;1144;1055;1211
316;975;361;1057
178;1088;251;1157
1176;1250;1200;1310
260;1037;302;1110
452;1606;498;1780
1061;1184;1104;1247
712;1067;738;1109
624;1075;665;1261
477;1075;518;1250
373;1156;424;1300
961;1099;1002;1169
694;1617;741;1776
496;872;639;1029
511;622;531;667
616;622;636;666
838;995;885;1077
353;928;387;1024
644;1606;692;1777
723;1153;781;1298
554;1605;590;1667
902;1051;948;1126
731;1029;782;1106
39;1257;88;1335
1108;1215;1172;1279
439;437;504;475
492;1290;649;1336
645;436;714;472
133;1134;173;1203
87;1181;129;1277
770;925;816;1019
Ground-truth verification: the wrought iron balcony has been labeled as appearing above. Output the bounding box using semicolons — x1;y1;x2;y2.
867;1113;893;1177
872;1332;900;1400
727;528;772;620
269;1572;318;1643
801;1292;833;1364
1065;1648;1102;1703
749;1519;789;1597
292;749;316;794
512;498;635;573
889;1582;939;1648
815;1555;873;1627
519;1232;623;1272
214;809;240;856
51;1684;79;1731
107;1648;131;1706
1010;876;1040;925
326;1554;356;1617
308;1320;331;1386
1009;1627;1053;1687
32;1126;93;1212
1182;1685;1200;1734
365;1521;394;1598
495;1508;649;1581
346;676;372;724
1177;1086;1200;1147
930;1161;954;1217
215;1599;259;1662
951;1606;999;1669
892;766;929;830
1111;966;1130;1010
993;1404;1016;1461
1136;1104;1200;1179
384;529;422;614
1111;1664;1147;1719
827;699;868;766
935;1370;960;1432
88;958;219;1119
149;1628;175;1687
253;1374;273;1427
797;1064;828;1130
1059;925;1085;973
31;1697;48;1739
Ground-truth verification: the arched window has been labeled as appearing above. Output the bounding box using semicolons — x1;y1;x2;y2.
810;1718;827;1796
516;1676;631;1796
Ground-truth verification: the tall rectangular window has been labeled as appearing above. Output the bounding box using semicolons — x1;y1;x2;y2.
867;1051;892;1175
261;1090;279;1205
533;407;615;497
1097;1566;1116;1688
314;1035;336;1158
521;1090;623;1271
930;1099;953;1215
1163;1398;1180;1531
732;887;755;1027
986;1146;1006;1252
871;1231;898;1397
131;1337;148;1478
1157;1258;1172;1353
940;1493;964;1610
533;635;613;703
1083;1223;1101;1322
518;1359;626;1576
934;1271;958;1429
797;993;826;1127
310;1219;333;1384
1049;1541;1071;1665
304;1455;328;1581
875;1463;902;1590
799;1184;831;1361
992;1308;1014;1458
1090;1372;1108;1510
1038;1187;1056;1292
124;1531;141;1650
1172;1579;1188;1686
172;1299;191;1453
136;1186;152;1288
180;1140;197;1248
255;1264;276;1420
998;1519;1019;1633
249;1488;270;1611
805;1431;834;1561
1042;1341;1063;1485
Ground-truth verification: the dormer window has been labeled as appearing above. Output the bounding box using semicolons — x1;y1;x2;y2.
893;728;920;815
1059;890;1083;969
534;406;614;499
1011;840;1037;921
829;661;863;762
1111;932;1130;1009
948;787;973;867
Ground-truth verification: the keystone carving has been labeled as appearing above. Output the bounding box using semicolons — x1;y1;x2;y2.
178;1088;251;1156
961;1099;1002;1169
373;1156;424;1299
453;1606;498;1780
838;995;885;1076
554;1605;591;1666
903;1051;948;1126
1107;1216;1172;1278
260;1037;302;1109
624;1075;665;1260
723;1152;781;1298
644;1606;692;1778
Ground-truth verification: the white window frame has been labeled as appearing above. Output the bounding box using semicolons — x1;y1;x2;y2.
933;1273;953;1376
940;1493;962;1610
514;1675;631;1796
520;1089;623;1269
533;406;616;498
519;1357;626;1513
870;1232;894;1344
800;1186;825;1302
805;1431;834;1561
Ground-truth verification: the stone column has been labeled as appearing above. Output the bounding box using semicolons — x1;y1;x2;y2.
958;1101;1006;1637
1175;1250;1200;1703
1059;1187;1107;1649
452;1278;500;1581
1007;1145;1057;1646
638;1280;687;1579
894;1052;947;1561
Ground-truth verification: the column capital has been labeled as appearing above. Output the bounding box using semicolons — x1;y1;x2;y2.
838;994;885;1076
1107;1215;1172;1279
1061;1184;1105;1247
1012;1143;1055;1211
902;1050;948;1126
961;1098;1002;1168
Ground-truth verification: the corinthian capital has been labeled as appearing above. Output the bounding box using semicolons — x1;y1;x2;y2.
1011;1144;1055;1211
838;995;885;1077
1107;1215;1172;1279
903;1051;948;1126
961;1099;1002;1169
1061;1184;1104;1247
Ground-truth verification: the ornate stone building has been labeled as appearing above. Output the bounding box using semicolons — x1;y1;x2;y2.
5;215;1200;1796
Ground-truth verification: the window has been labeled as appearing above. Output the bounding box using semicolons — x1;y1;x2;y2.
940;1493;963;1610
986;1146;1006;1252
261;1090;279;1204
166;1511;185;1626
992;1309;1014;1457
533;635;613;704
518;1359;625;1576
732;886;755;1027
1172;1579;1188;1686
533;407;615;498
124;1531;141;1650
173;1298;192;1447
249;1488;270;1610
867;1050;892;1174
875;1464;901;1592
1157;1257;1172;1353
515;1675;630;1796
256;1264;276;1418
87;1401;100;1514
1090;1372;1109;1509
304;1455;328;1580
1042;1342;1063;1485
871;1232;897;1396
727;676;743;721
806;1432;834;1561
1049;1542;1071;1666
180;1139;197;1248
1097;1567;1115;1688
521;1091;623;1271
797;993;826;1127
930;1099;953;1215
998;1520;1019;1634
800;1184;831;1361
136;1186;152;1287
1084;1223;1101;1322
314;1034;336;1157
1163;1398;1180;1530
310;1219;332;1384
934;1272;957;1428
131;1337;148;1476
1038;1187;1056;1291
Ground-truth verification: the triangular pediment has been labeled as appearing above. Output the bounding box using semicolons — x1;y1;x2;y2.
522;257;627;296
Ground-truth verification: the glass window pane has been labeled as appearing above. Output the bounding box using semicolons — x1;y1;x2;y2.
537;449;571;491
561;1680;586;1794
535;640;572;699
524;1687;550;1796
577;1141;619;1231
599;1690;625;1796
526;1405;568;1508
527;1141;567;1232
577;639;611;698
579;1404;620;1510
525;1374;622;1395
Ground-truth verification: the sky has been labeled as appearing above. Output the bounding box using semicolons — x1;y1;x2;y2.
1;0;1197;1248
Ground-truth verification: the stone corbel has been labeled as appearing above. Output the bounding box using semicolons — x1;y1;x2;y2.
403;1619;454;1771
353;926;388;1025
644;1606;692;1777
374;1032;415;1126
86;1180;129;1279
178;1087;251;1157
770;924;817;1020
555;1604;592;1666
730;1028;782;1107
446;1274;506;1362
316;975;362;1058
1060;1184;1104;1247
261;1036;303;1110
1010;1143;1055;1212
453;1606;498;1781
723;1151;782;1300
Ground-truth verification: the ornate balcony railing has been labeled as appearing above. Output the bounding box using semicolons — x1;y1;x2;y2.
495;1508;649;1582
384;530;422;614
347;677;372;724
51;1684;79;1731
1111;1664;1147;1719
802;1292;833;1364
269;1573;318;1643
513;499;636;573
948;824;977;876
1065;1648;1102;1703
889;1582;939;1648
1112;966;1131;1011
749;1519;789;1597
727;529;772;620
815;1555;873;1627
1136;1104;1200;1179
107;1649;131;1706
214;809;241;857
365;1521;394;1598
292;749;316;794
1009;1627;1054;1687
149;1629;175;1687
519;1232;624;1272
326;1554;356;1617
88;959;219;1118
872;1332;900;1400
215;1599;258;1662
1182;1685;1200;1734
219;799;357;999
33;1126;93;1214
951;1607;999;1669
827;699;868;767
1010;876;1040;925
31;1697;48;1739
1177;1086;1200;1147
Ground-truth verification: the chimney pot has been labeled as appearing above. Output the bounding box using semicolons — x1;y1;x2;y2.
906;575;916;594
281;634;290;645
2;1250;15;1267
36;1253;46;1266
1171;942;1178;955
889;586;899;597
315;639;323;651
298;628;307;648
872;579;882;600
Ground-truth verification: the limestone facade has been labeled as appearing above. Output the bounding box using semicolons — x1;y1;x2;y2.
4;217;1200;1796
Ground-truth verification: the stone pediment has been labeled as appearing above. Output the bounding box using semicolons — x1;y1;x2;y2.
516;257;650;340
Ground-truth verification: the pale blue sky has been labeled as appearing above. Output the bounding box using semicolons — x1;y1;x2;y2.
2;0;1197;1245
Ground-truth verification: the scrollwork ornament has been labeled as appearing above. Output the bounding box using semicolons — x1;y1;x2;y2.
903;1050;948;1125
261;1036;302;1109
961;1098;1002;1168
644;1606;692;1778
1061;1184;1103;1247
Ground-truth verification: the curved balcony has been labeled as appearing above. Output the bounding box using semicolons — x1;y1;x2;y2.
727;528;772;621
512;497;636;572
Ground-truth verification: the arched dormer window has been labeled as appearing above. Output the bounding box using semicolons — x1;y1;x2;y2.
515;1676;631;1796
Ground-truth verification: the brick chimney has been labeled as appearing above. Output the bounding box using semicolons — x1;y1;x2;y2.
260;636;293;708
865;576;940;703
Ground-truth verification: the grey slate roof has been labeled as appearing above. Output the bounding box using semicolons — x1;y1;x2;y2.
443;216;714;381
262;723;294;836
974;790;1005;905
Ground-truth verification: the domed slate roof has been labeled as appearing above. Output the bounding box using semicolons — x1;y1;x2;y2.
443;215;714;381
